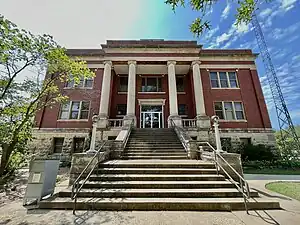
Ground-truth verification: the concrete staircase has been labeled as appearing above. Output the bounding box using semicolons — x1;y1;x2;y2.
38;128;280;211
122;128;187;160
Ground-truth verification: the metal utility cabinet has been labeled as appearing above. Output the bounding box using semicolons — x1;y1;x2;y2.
23;159;60;206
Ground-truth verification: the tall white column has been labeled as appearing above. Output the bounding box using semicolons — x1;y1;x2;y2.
192;61;206;116
99;61;112;117
167;61;178;116
126;61;136;116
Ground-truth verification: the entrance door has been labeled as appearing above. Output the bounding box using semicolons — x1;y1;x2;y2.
140;105;163;128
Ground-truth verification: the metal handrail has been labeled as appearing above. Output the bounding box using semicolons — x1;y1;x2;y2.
199;141;250;214
121;119;134;149
71;141;107;214
169;118;190;152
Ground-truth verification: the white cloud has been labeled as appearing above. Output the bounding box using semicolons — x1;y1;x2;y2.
259;8;272;19
271;22;300;40
206;26;219;39
216;33;232;44
236;22;250;33
280;0;297;11
221;3;231;20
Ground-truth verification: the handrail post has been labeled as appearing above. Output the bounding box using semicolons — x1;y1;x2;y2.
211;115;222;152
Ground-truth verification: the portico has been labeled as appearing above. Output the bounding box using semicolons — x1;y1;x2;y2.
96;60;209;129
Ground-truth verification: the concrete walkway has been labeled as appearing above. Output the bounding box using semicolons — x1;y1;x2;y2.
1;180;300;224
245;174;300;180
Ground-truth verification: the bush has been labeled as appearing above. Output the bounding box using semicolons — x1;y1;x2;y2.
239;143;279;162
243;160;300;170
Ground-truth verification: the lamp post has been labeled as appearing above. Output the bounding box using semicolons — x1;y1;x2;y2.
211;115;222;152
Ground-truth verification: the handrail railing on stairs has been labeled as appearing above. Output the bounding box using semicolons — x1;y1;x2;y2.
70;118;134;214
71;141;107;214
169;118;251;214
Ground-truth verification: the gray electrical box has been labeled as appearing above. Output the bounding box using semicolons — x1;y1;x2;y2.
23;159;60;207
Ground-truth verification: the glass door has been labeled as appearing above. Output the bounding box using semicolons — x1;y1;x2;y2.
140;105;163;128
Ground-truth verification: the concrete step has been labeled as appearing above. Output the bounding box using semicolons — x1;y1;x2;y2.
122;149;186;153
121;156;188;160
99;160;215;168
126;143;183;146
125;146;184;150
122;153;187;157
95;168;218;175
89;174;225;181
58;188;259;198
127;140;181;144
80;181;234;189
39;197;281;211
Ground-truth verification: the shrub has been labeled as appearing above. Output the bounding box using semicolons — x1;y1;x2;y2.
239;143;279;162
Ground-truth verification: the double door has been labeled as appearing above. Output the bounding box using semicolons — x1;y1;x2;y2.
140;105;163;128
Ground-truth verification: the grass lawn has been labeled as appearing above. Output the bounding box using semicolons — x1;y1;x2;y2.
266;182;300;201
243;168;300;175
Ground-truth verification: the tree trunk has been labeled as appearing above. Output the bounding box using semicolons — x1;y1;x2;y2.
0;144;10;177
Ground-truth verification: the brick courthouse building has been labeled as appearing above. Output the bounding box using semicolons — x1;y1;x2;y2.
31;40;275;159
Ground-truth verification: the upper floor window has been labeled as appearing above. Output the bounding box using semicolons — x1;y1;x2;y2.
65;76;93;88
210;72;239;88
141;77;162;92
214;101;245;120
118;76;128;92
59;101;90;120
176;77;185;92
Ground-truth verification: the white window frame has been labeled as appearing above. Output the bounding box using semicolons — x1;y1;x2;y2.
141;77;162;93
214;101;246;121
64;76;94;89
58;100;91;120
210;71;239;89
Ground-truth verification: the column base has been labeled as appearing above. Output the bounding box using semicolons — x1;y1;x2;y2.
196;115;211;129
123;115;136;128
168;115;182;127
96;115;109;129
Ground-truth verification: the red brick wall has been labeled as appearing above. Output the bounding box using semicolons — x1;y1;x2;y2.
201;68;271;129
35;69;103;129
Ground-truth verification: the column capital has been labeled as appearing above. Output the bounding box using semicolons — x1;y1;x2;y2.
128;60;137;65
191;60;201;66
104;60;112;66
167;60;176;66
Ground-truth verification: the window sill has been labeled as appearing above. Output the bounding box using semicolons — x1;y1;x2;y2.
219;120;247;122
116;115;125;118
63;87;93;90
57;119;89;122
179;115;188;118
138;92;166;94
177;92;186;94
118;92;127;94
211;88;240;90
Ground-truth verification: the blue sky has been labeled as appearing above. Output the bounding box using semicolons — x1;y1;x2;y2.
1;0;300;129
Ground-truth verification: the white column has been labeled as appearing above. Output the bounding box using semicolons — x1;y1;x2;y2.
167;61;178;116
192;61;206;116
126;61;136;116
212;116;222;152
87;115;98;153
99;61;112;117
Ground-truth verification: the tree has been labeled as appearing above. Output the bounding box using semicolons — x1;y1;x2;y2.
0;15;94;177
165;0;271;36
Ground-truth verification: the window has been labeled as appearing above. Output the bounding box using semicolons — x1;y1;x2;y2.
214;101;245;120
118;76;128;92
209;72;239;88
65;76;93;88
73;137;85;153
117;104;127;116
59;101;90;120
178;104;187;115
141;77;162;92
176;77;184;92
53;138;64;153
240;138;251;145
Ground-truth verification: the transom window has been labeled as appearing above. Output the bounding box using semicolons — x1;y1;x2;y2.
176;77;185;92
141;77;162;92
65;76;93;88
210;72;239;88
59;101;90;120
214;101;245;120
118;76;128;92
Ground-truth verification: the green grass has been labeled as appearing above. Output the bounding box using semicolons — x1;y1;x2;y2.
243;168;300;175
266;182;300;201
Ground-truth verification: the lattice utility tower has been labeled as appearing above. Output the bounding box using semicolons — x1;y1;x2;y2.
251;13;300;154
